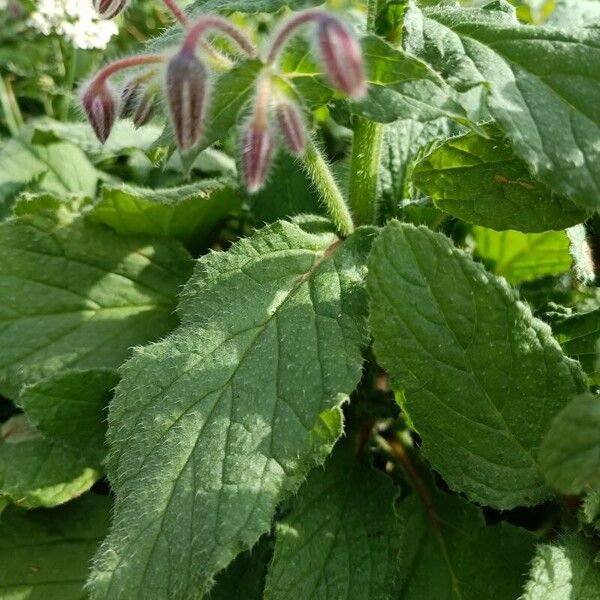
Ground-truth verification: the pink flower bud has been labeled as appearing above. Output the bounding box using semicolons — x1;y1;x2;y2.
82;83;116;143
133;90;156;128
166;50;209;151
93;0;129;19
119;79;141;118
316;16;367;100
241;120;275;194
276;102;306;155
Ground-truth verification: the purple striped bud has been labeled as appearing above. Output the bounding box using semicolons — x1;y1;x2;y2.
316;16;366;99
276;101;306;155
133;90;156;128
166;50;209;151
119;79;142;118
241;120;275;194
82;82;116;143
93;0;129;19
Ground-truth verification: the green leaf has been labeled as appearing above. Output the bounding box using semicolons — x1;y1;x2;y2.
404;3;600;209
521;535;600;600
549;0;600;28
19;369;119;459
367;222;587;508
539;393;600;495
88;222;374;599
552;308;600;382
31;119;163;161
379;117;453;218
396;489;535;599
264;441;400;600
0;494;111;599
189;0;321;13
0;138;100;218
0;415;101;508
412;126;587;232
90;180;242;251
0;194;192;396
473;228;572;284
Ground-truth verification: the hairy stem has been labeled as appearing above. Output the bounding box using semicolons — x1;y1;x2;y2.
266;9;326;64
94;54;165;86
181;16;256;57
0;76;20;136
302;139;355;238
162;0;189;26
59;43;78;121
348;0;383;225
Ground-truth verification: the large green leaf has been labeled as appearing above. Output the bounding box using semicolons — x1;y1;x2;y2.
404;3;600;209
0;494;111;599
88;221;374;599
396;489;535;599
368;222;587;508
412;126;587;232
521;535;600;600
189;0;321;13
0;138;100;218
90;180;242;250
0;415;100;508
539;393;600;495
19;369;119;459
473;228;572;284
549;0;600;28
552;308;600;382
264;441;400;600
0;194;192;395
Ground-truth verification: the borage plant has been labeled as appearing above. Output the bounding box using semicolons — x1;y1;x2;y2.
0;0;599;598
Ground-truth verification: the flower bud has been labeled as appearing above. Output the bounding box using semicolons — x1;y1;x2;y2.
93;0;129;19
166;50;209;151
119;79;141;118
133;90;156;128
241;120;275;194
316;16;367;99
81;82;116;143
276;101;306;155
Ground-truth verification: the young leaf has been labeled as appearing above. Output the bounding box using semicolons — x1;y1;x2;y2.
0;138;100;218
539;393;600;495
396;489;535;599
0;494;111;599
0;194;192;395
89;180;242;250
88;222;375;599
368;222;587;508
404;3;600;209
0;415;101;508
19;369;119;458
473;228;572;284
552;308;600;382
521;535;600;600
264;441;400;600
412;126;587;232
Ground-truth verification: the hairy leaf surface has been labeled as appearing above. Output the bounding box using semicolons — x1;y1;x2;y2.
264;441;400;600
88;221;374;599
404;3;600;209
368;222;586;508
0;494;111;599
412;126;587;232
539;393;600;494
521;535;600;600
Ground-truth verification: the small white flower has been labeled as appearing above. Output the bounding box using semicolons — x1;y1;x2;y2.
28;0;118;50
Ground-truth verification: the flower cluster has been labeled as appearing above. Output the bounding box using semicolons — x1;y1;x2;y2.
29;0;118;50
81;1;367;193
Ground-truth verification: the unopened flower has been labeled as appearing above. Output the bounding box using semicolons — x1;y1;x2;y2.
93;0;129;19
119;79;142;118
276;101;306;155
166;50;210;151
82;82;116;142
133;89;157;128
241;119;275;193
316;16;366;99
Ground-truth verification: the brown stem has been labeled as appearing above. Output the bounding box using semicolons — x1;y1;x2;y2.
93;54;165;86
181;16;256;57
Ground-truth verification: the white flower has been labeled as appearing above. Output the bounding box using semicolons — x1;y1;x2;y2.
28;0;118;50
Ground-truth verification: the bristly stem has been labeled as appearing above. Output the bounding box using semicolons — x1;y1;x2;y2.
162;0;189;26
59;43;78;121
302;139;355;238
0;76;20;136
181;16;256;57
93;54;166;86
348;0;383;225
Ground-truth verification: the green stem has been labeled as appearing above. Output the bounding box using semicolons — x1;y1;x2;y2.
0;76;20;136
59;44;78;121
348;0;384;226
302;139;355;238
